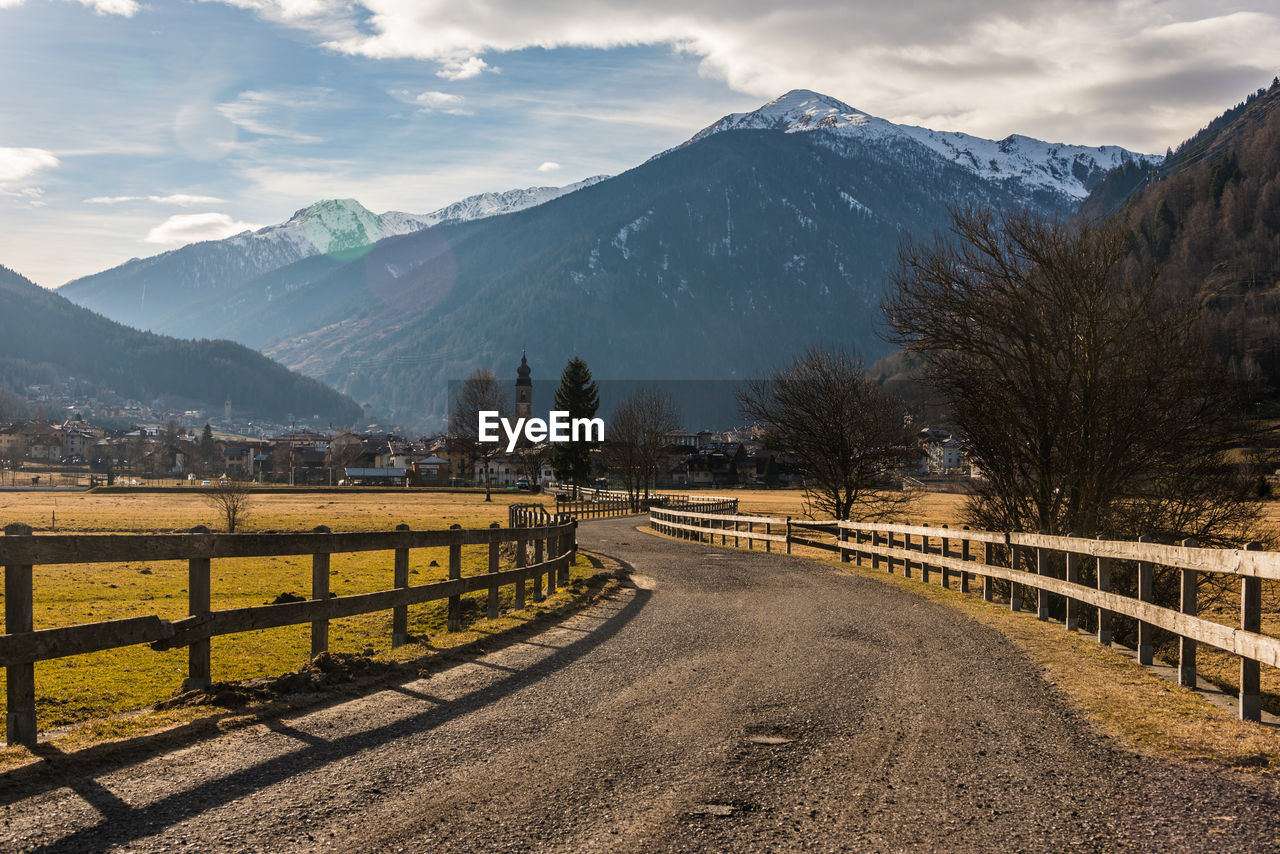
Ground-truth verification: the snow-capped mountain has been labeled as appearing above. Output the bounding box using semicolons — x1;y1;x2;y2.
58;177;608;333
675;89;1160;203
384;176;610;233
58;88;1163;426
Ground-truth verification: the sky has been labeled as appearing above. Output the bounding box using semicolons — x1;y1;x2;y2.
1;0;1277;289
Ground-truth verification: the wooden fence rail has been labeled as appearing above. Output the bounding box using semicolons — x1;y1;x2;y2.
0;519;576;747
651;508;1277;722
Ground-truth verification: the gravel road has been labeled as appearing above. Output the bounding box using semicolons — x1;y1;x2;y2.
4;516;1280;852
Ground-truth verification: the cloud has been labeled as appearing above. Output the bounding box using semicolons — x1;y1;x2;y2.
203;1;1280;150
536;161;561;172
79;0;140;15
87;193;226;206
437;56;493;80
414;90;470;114
0;147;59;183
0;0;140;14
144;212;264;245
217;89;329;142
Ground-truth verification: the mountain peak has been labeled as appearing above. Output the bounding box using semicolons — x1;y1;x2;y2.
751;89;868;128
286;198;374;225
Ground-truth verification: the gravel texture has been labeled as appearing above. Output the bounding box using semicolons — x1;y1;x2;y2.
3;516;1280;852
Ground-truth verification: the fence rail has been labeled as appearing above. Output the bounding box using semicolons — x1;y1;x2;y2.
650;507;1277;722
0;518;576;747
546;487;737;520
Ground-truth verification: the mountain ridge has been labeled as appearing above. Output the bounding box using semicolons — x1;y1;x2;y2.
0;264;362;424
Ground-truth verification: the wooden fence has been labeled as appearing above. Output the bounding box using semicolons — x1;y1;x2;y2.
651;507;1279;722
0;519;576;746
549;488;738;520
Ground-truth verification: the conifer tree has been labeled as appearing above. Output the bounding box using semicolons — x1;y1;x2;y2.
550;357;600;485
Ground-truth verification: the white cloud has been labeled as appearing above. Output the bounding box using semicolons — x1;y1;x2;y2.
79;0;140;15
437;56;493;80
0;0;140;13
87;193;226;206
217;89;329;142
0;147;59;183
414;90;470;114
204;0;1280;150
144;212;263;245
536;161;561;172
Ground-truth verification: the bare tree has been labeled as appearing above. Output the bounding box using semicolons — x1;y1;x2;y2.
449;369;509;485
203;478;253;533
884;206;1261;548
738;347;914;520
327;431;365;483
603;389;680;504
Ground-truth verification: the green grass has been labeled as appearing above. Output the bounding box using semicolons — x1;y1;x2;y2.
0;491;588;739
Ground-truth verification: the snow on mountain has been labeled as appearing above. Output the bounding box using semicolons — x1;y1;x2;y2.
675;89;1161;201
386;175;610;233
233;176;612;261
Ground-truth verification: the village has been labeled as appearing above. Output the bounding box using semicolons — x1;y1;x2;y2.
0;408;975;491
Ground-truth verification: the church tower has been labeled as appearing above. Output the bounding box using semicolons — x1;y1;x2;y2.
515;351;532;420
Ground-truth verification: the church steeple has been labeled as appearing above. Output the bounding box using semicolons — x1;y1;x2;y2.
515;350;532;419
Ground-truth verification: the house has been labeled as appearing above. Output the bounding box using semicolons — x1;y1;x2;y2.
409;455;450;483
223;444;252;476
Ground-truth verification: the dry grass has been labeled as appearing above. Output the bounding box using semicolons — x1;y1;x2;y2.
662;487;968;525
0;489;555;533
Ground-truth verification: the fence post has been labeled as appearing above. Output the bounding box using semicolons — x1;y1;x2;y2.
786;517;792;554
392;523;411;647
311;524;331;658
447;525;463;630
1137;534;1154;666
1241;541;1262;721
903;533;912;578
1096;536;1112;646
839;523;850;563
1009;541;1022;612
748;521;754;550
940;525;951;589
488;523;501;620
1179;537;1198;689
960;528;970;593
765;522;771;553
981;541;993;602
920;526;931;584
185;525;212;690
1035;532;1049;621
515;530;527;609
4;522;36;746
543;525;556;597
872;530;881;570
1064;533;1079;632
559;524;571;585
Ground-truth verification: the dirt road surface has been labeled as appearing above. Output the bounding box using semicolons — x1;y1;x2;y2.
4;516;1280;852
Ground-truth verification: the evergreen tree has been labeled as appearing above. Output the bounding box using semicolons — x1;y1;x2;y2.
763;455;780;487
550;357;600;485
199;423;217;473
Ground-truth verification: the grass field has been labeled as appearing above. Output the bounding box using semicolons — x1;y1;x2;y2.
0;488;577;741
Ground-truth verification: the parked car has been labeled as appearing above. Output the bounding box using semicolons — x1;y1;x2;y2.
516;478;531;490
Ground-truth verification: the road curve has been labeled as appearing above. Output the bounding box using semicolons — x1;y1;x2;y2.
3;516;1280;852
